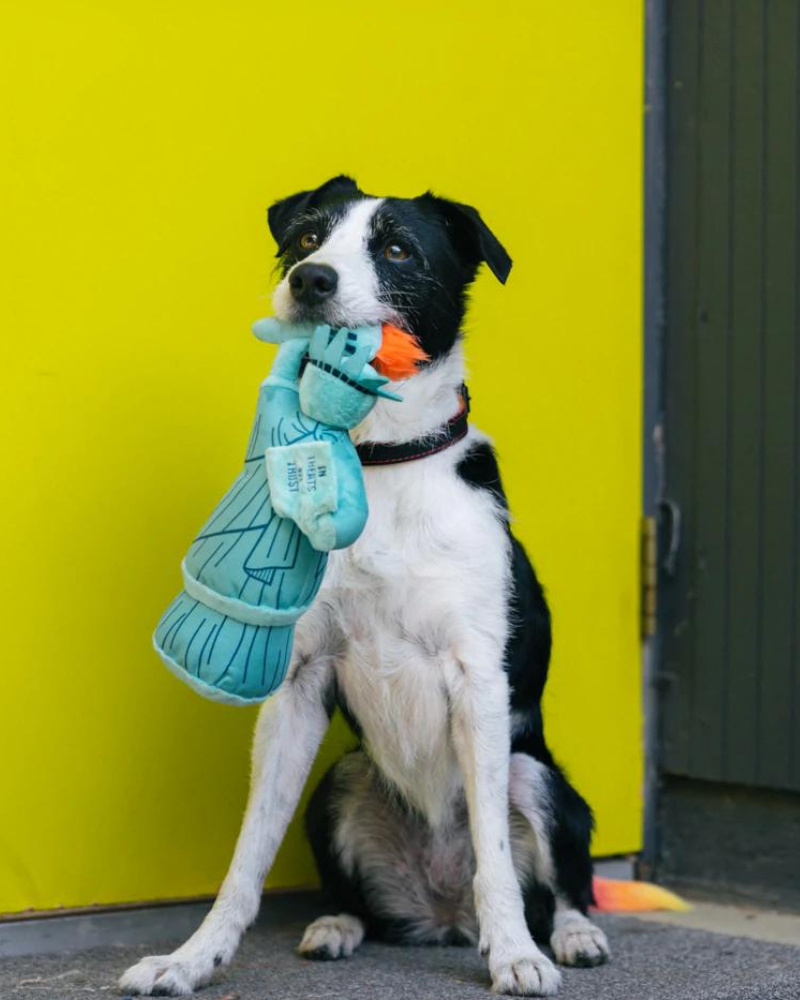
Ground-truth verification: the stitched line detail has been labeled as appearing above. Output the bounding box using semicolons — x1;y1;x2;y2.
306;358;374;396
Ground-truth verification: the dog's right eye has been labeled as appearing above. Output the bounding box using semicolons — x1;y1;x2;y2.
384;242;410;261
298;231;320;252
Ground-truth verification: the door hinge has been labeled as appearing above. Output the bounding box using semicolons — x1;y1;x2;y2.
641;515;658;639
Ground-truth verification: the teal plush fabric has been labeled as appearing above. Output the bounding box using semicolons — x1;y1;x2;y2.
153;320;397;705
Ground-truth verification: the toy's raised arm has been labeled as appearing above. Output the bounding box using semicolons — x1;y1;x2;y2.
263;338;309;389
252;318;312;392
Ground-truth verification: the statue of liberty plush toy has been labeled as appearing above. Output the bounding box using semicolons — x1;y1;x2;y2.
154;318;403;705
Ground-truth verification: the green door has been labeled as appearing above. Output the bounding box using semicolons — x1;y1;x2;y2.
656;0;800;908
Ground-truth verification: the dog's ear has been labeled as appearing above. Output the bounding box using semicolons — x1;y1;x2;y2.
423;194;512;284
267;175;362;248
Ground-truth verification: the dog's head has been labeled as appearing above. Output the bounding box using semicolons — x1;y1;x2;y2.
268;176;511;364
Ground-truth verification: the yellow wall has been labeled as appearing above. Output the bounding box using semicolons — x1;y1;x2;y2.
0;2;643;914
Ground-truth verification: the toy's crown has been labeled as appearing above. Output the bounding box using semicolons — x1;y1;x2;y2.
253;317;402;401
307;325;401;401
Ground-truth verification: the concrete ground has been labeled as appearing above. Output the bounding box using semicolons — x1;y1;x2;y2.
1;892;799;1000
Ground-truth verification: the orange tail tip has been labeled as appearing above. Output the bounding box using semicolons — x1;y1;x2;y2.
374;323;429;380
592;876;692;913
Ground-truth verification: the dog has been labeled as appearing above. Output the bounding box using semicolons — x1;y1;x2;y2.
120;175;610;997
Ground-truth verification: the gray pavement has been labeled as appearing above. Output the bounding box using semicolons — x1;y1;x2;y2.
1;895;799;1000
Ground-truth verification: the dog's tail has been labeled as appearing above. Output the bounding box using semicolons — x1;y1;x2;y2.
592;877;691;913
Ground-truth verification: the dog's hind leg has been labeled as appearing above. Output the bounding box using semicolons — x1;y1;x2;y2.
549;900;609;968
119;629;338;997
303;750;482;952
299;759;370;961
508;753;610;969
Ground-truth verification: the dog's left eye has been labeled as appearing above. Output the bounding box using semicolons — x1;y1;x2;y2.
298;231;320;251
383;242;410;261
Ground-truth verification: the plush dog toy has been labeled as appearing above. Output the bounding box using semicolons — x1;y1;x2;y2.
153;318;403;705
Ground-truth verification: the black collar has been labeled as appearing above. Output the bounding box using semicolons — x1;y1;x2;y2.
356;384;470;467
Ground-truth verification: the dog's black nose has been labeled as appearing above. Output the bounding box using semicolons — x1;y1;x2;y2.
289;263;338;305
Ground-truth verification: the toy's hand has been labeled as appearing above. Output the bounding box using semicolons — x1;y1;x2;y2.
297;508;336;552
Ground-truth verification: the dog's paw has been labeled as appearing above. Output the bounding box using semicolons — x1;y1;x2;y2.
118;954;211;996
550;917;610;968
298;913;365;960
490;949;561;996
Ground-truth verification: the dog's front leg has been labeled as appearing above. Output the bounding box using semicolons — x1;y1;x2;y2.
119;650;333;997
446;645;561;997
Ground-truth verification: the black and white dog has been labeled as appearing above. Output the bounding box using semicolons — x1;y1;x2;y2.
120;176;609;998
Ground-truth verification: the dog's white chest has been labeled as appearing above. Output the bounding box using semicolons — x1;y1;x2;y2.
320;450;510;824
336;629;457;825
